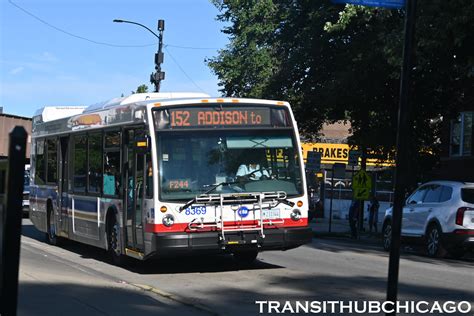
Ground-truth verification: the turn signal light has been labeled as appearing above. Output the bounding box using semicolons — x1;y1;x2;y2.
160;206;168;213
297;200;303;207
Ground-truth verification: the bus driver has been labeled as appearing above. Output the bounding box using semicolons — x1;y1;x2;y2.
236;162;271;180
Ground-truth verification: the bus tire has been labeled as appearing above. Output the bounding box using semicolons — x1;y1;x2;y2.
233;250;258;266
46;202;60;246
107;214;126;266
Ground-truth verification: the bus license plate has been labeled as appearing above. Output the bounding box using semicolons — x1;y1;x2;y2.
262;209;280;219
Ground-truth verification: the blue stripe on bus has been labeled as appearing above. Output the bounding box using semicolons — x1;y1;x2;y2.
71;198;97;213
31;186;97;214
30;186;58;199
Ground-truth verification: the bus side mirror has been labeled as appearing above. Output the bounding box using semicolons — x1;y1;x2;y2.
134;135;150;153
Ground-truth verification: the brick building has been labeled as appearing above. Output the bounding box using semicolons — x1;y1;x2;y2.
0;109;32;161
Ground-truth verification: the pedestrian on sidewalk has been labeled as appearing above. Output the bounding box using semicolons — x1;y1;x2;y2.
348;200;359;239
368;196;379;234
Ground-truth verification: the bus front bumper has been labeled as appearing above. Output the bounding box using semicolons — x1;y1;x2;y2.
150;226;312;255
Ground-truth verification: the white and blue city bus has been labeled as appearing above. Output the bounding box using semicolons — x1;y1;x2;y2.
29;93;312;264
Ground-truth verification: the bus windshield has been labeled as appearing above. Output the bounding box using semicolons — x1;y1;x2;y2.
157;130;303;201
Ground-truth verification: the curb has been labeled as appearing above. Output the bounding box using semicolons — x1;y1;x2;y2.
131;283;220;316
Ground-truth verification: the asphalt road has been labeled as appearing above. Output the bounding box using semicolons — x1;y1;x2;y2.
17;219;473;315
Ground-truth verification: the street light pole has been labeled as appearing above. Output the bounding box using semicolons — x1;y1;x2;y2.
113;19;165;92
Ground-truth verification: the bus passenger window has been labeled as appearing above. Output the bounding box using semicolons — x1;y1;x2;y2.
103;151;120;196
105;131;120;148
73;135;87;192
146;154;153;198
46;139;58;183
88;133;103;193
35;139;46;185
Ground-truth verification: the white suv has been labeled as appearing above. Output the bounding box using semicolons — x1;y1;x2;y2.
382;181;474;258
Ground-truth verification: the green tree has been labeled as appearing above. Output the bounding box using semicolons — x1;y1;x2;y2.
207;0;285;98
324;1;473;177
132;84;149;94
209;0;474;180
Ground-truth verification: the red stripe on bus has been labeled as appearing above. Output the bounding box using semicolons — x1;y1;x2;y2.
145;218;308;233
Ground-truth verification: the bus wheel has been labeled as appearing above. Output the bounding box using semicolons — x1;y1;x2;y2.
233;250;258;266
108;216;126;266
46;204;60;246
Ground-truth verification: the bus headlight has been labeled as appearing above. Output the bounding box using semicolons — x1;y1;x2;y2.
290;209;301;221
162;214;175;227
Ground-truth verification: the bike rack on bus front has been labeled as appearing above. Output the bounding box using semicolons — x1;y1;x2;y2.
187;191;287;246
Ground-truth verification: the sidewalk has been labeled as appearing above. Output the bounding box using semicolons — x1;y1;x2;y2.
309;217;383;245
17;238;209;316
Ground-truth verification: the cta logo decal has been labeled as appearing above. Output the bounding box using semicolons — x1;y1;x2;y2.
237;206;249;218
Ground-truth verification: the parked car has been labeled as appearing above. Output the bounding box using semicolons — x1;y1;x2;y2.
382;181;474;258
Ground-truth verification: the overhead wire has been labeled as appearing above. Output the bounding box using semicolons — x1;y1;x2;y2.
8;0;212;93
164;46;207;93
7;0;155;47
8;0;220;50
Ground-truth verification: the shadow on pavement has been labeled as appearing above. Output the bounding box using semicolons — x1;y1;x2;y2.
21;220;46;242
22;220;472;274
128;254;284;275
21;222;283;274
187;274;474;316
309;237;474;267
18;281;204;316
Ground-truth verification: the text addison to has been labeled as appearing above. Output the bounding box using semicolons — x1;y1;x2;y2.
171;110;263;127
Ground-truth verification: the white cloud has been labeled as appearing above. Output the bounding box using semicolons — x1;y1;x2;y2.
36;52;58;63
1;60;52;73
9;66;24;75
1;52;59;75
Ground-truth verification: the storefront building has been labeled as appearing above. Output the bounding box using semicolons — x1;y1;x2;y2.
434;110;474;182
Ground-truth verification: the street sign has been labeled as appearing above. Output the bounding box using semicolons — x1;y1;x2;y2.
332;0;405;9
352;169;372;200
348;150;361;166
353;187;371;200
306;151;322;171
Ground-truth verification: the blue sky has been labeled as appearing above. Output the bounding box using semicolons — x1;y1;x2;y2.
0;0;229;117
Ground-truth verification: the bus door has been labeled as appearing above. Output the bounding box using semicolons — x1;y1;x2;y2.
58;136;69;235
123;129;145;251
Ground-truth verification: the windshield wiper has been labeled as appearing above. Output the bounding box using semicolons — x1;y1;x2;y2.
178;181;237;212
279;199;295;207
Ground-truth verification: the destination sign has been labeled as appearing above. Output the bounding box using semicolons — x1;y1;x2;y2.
154;106;290;129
